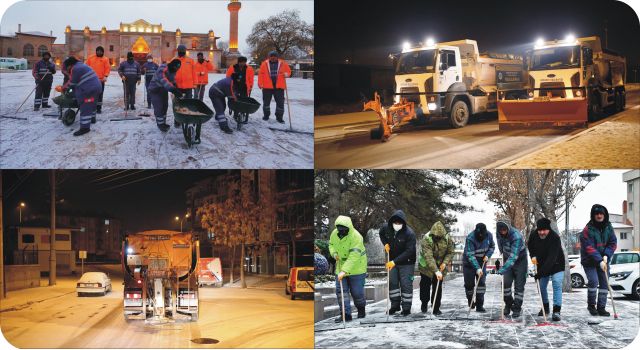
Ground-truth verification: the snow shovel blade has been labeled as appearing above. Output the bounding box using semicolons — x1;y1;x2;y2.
497;97;588;130
268;126;314;135
359;314;429;324
138;111;151;117
110;117;143;121
42;112;61;117
314;322;375;332
0;115;27;120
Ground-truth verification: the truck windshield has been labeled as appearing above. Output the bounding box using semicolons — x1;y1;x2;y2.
530;46;581;70
396;49;436;74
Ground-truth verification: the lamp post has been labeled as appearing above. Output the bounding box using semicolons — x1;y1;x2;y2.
175;213;190;232
19;202;25;223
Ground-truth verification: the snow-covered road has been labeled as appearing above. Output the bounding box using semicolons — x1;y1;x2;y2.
0;71;313;168
315;274;639;348
0;266;313;348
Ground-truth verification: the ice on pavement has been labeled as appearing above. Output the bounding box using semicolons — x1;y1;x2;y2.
315;274;639;348
0;70;313;168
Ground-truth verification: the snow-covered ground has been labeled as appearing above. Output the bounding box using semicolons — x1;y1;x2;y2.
315;274;639;348
0;70;313;168
0;266;313;348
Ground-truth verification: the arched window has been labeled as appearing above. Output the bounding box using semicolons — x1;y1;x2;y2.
7;47;13;56
23;44;34;57
38;45;48;57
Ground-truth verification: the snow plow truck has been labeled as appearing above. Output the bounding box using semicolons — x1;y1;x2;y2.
366;39;527;141
498;36;626;129
122;230;200;322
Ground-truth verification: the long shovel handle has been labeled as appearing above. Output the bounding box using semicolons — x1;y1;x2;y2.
15;71;50;114
386;251;390;321
605;268;618;318
469;260;486;316
339;278;346;329
534;264;547;322
501;261;505;320
431;277;441;315
285;85;293;131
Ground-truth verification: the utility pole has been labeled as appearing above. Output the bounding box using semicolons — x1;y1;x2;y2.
604;19;608;49
49;170;56;286
0;170;5;299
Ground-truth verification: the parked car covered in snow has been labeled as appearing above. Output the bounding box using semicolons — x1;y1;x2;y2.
570;259;587;288
76;272;112;296
608;251;640;299
285;266;314;300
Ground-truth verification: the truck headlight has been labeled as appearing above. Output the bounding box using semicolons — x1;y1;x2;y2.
575;90;582;97
528;91;534;98
610;271;632;280
427;103;437;111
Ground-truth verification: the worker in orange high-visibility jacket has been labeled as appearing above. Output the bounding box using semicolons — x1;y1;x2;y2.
173;44;197;126
258;51;291;123
194;52;214;101
85;46;111;113
226;56;254;97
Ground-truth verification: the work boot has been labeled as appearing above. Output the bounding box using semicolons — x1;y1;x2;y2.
130;105;136;110
334;313;352;323
476;305;486;313
511;309;521;318
503;303;511;316
597;307;610;317
157;123;170;132
433;309;443;316
96;106;102;114
148;103;152;109
388;306;400;315
552;305;561;321
219;121;233;134
73;128;90;136
421;303;428;313
124;106;129;111
401;309;411;316
91;117;96;124
276;117;285;124
262;115;269;121
588;304;598;316
34;106;40;111
538;303;550;316
42;103;50;108
357;306;366;319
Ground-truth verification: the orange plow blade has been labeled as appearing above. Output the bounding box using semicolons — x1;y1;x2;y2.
498;98;588;130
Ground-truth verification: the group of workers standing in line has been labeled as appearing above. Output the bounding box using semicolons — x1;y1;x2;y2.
328;204;618;323
30;45;292;137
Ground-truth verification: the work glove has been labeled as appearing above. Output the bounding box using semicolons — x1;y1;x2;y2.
337;271;346;281
476;268;483;277
283;72;290;78
174;91;185;99
600;261;607;272
137;80;141;85
483;256;489;262
531;257;538;265
121;76;126;81
534;273;540;280
439;263;446;272
435;271;443;281
386;261;395;270
603;255;608;264
55;85;63;93
384;244;390;253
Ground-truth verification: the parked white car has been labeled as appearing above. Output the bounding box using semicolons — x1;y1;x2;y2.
76;272;112;296
569;258;587;288
609;251;640;300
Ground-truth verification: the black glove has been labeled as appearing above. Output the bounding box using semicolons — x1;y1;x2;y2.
534;273;540;280
174;90;184;99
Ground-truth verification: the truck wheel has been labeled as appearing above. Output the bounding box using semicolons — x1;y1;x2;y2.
449;100;469;128
291;293;296;300
370;126;383;139
588;93;602;122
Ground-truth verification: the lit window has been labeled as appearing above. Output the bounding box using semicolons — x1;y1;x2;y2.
153;27;158;33
146;28;151;33
123;27;128;32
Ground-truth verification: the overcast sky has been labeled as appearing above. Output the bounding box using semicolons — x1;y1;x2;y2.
455;170;629;235
0;0;313;55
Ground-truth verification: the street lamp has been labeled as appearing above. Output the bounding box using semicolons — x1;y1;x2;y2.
19;202;26;223
175;213;189;232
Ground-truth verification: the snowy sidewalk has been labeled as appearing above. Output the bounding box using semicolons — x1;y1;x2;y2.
0;71;313;169
315;274;639;349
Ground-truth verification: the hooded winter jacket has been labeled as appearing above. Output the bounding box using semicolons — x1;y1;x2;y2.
418;221;455;277
86;55;111;81
580;204;617;267
329;215;367;276
379;210;416;266
528;227;565;277
496;219;527;274
463;228;495;270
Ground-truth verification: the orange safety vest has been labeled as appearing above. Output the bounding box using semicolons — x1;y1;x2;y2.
194;60;214;85
85;55;111;80
173;56;197;89
258;59;291;89
226;65;255;95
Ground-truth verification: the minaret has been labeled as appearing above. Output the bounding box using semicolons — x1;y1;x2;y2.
228;0;241;53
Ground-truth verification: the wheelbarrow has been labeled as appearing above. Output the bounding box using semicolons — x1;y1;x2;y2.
52;89;79;126
172;98;214;148
228;96;261;131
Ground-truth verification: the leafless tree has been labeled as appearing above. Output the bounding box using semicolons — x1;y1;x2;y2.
246;9;313;61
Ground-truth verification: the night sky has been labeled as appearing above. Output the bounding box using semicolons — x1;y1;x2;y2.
2;170;225;232
316;0;640;69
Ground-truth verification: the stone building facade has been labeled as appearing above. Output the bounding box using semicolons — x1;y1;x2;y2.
0;24;56;68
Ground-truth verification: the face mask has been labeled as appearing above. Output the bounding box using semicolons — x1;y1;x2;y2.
43;57;50;62
337;227;349;238
393;223;403;232
97;52;103;57
178;51;185;57
198;58;204;63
